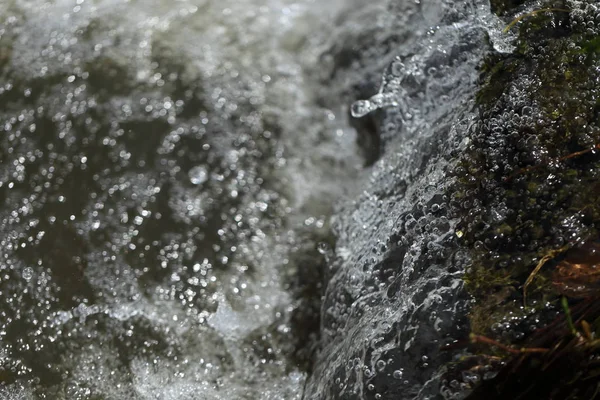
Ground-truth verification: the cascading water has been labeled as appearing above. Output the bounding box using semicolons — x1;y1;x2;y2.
0;0;364;398
2;0;574;398
303;0;517;399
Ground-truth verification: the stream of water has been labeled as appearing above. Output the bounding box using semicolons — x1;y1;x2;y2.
0;0;365;398
0;0;519;398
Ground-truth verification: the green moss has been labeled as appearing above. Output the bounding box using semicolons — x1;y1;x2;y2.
580;36;600;55
452;0;600;396
490;0;528;16
455;0;600;369
463;261;517;336
476;57;520;106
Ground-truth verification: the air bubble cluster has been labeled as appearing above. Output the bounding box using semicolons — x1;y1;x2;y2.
304;0;497;399
306;0;600;398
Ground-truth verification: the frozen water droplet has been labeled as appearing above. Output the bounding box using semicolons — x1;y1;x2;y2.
188;165;208;185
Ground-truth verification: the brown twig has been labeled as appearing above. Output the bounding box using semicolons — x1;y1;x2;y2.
504;144;600;182
503;8;570;33
470;333;549;354
523;245;570;305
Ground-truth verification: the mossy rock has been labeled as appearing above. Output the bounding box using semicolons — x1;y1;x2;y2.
450;0;600;397
489;0;528;15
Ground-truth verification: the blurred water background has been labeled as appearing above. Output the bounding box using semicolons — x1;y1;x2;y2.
0;0;367;398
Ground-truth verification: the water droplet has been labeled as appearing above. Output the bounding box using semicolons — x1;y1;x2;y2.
22;267;33;281
350;100;374;118
317;242;330;255
350;93;399;118
188;166;208;185
390;60;406;76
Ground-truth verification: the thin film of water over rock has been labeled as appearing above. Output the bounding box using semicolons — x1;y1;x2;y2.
304;0;513;399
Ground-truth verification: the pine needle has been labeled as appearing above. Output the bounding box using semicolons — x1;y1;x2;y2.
523;245;569;305
503;8;570;34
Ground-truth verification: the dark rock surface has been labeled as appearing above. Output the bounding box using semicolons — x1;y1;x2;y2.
306;0;600;399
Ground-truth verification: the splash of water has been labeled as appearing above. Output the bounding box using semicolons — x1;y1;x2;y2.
350;4;514;119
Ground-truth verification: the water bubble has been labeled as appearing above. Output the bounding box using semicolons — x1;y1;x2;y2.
393;369;403;379
188;166;208;185
22;267;33;281
461;370;480;384
317;242;330;255
390;60;406;76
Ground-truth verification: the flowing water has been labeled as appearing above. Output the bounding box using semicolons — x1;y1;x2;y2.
0;0;519;399
302;0;514;399
0;0;364;398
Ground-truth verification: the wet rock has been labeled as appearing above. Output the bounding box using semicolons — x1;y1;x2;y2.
306;0;600;399
305;0;494;398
